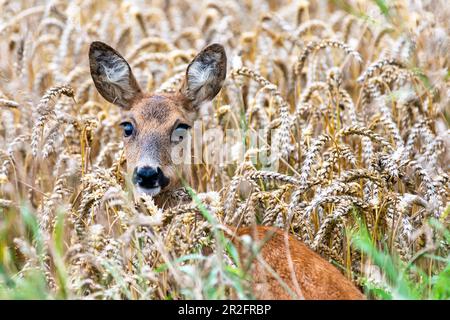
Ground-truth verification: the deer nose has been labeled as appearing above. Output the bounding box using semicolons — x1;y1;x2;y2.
133;166;160;188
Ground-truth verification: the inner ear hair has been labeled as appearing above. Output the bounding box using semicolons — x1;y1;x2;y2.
89;41;142;109
183;43;227;107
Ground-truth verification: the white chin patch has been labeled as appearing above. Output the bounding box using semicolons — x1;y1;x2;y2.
136;186;161;197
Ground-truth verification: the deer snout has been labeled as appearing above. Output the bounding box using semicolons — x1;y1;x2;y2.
133;166;158;187
132;166;170;195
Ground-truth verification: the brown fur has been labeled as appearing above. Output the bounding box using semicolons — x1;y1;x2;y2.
233;226;366;300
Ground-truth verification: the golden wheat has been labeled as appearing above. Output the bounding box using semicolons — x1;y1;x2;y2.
0;0;448;300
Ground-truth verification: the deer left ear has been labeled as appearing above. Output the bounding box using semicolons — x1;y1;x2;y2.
89;41;142;109
181;43;227;107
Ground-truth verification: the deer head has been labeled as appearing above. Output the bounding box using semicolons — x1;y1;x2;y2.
89;41;226;197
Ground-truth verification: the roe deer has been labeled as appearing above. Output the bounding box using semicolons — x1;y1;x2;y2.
89;41;365;300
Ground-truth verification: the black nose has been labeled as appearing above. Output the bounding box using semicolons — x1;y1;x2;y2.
133;166;160;188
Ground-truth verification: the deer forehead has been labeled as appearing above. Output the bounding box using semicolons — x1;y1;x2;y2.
130;94;189;128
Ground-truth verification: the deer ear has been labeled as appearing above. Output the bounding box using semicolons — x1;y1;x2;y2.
89;41;142;109
181;43;227;107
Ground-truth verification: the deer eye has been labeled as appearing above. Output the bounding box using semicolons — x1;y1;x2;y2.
171;123;190;144
120;122;134;137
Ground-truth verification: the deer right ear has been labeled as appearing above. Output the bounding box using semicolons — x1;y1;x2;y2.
89;41;142;109
181;43;227;108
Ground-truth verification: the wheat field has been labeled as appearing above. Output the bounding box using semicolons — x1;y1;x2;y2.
0;0;449;300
